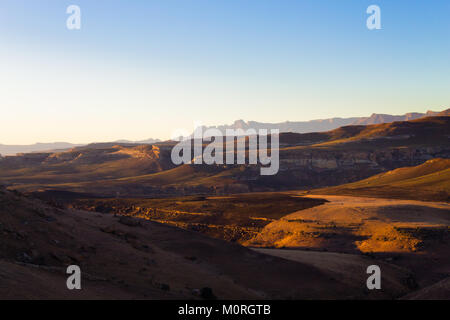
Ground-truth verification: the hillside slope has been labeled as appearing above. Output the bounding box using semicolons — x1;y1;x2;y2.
313;158;450;201
0;144;176;187
1;187;376;299
247;194;450;291
282;115;450;148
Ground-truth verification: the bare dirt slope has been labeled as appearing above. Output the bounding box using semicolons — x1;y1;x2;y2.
247;195;450;291
401;277;450;300
1;188;374;300
253;248;411;298
248;195;450;252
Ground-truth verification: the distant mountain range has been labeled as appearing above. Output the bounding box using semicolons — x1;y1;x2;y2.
113;138;161;144
0;138;161;156
0;142;83;157
1;109;447;156
200;109;449;136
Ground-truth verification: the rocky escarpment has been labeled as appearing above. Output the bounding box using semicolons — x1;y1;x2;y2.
230;145;450;191
14;145;449;198
107;145;449;196
0;144;176;187
1;116;449;197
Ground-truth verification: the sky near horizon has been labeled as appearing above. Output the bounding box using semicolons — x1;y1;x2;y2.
0;0;449;144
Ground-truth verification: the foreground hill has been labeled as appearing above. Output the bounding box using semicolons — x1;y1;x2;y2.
312;158;450;202
0;187;420;299
0;187;361;299
401;277;450;300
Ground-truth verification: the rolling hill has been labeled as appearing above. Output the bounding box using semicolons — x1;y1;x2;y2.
1;186;406;299
246;194;450;293
313;158;450;201
0;144;176;187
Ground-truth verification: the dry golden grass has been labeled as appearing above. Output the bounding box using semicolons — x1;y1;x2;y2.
247;195;450;254
313;158;450;202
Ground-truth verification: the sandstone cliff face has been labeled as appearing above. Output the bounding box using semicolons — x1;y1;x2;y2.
281;146;447;170
242;146;450;190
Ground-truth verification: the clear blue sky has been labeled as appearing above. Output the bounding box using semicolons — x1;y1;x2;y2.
0;0;449;144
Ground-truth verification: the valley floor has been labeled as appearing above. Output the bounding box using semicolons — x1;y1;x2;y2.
247;194;450;298
1;188;449;299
